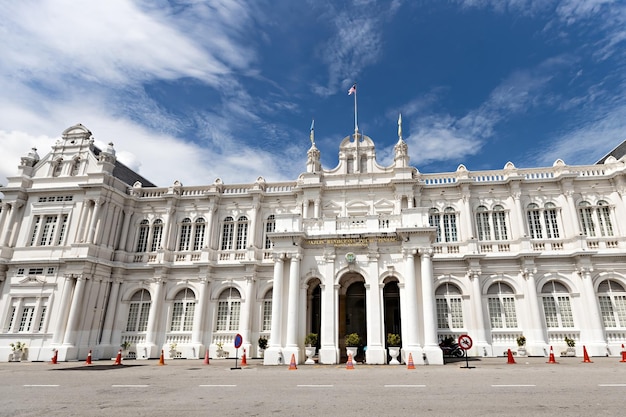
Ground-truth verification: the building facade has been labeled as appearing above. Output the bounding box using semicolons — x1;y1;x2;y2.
1;123;626;364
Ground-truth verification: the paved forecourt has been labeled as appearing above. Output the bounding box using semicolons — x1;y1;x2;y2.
2;356;626;416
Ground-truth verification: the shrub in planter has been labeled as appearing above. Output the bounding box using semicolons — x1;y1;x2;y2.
304;333;318;347
345;333;360;347
387;333;401;346
258;336;268;350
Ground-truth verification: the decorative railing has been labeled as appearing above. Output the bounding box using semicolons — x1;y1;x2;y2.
165;334;192;345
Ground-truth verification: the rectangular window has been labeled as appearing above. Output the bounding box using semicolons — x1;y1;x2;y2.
599;296;616;327
557;296;574;327
136;226;148;252
221;224;233;250
229;301;241;331
38;305;47;332
236;223;247;250
545;209;560;239
449;298;464;328
126;304;139;332
216;301;228;331
150;225;163;252
6;306;16;332
476;212;490;241
57;214;68;245
30;216;41;246
528;211;543;239
502;297;518;328
598;206;614;237
18;306;35;332
262;300;272;331
493;211;508;241
170;302;184;331
138;303;150;332
39;215;58;246
436;299;449;329
193;224;205;251
183;303;196;332
178;224;191;251
580;207;596;236
429;214;441;243
615;295;626;327
542;297;559;328
488;298;503;328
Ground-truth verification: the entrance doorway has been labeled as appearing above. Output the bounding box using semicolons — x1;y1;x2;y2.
307;279;321;349
383;280;401;361
339;274;366;362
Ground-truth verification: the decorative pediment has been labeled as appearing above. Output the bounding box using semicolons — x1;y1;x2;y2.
374;199;395;214
346;201;369;216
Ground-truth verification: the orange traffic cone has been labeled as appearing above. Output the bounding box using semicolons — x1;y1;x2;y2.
203;349;210;365
507;348;516;364
346;353;355;370
620;344;626;363
407;352;415;369
113;349;123;365
158;349;165;366
288;353;297;370
547;345;557;364
85;349;92;365
51;349;58;364
241;348;248;366
582;346;592;363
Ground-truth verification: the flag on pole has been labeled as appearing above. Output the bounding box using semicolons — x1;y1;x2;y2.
348;84;356;95
310;119;315;131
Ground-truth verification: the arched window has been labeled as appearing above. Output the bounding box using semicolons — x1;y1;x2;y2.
579;200;614;237
487;282;518;329
52;158;63;177
236;216;249;250
136;220;150;252
216;288;241;331
193;218;206;250
429;207;458;243
178;218;192;251
221;216;234;250
264;215;275;249
150;219;163;251
262;289;272;331
126;289;151;332
476;205;509;241
170;288;196;332
435;283;464;329
541;281;574;328
70;157;80;176
527;203;560;239
597;280;626;328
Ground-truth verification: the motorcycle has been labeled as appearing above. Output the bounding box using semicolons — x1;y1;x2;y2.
439;337;465;358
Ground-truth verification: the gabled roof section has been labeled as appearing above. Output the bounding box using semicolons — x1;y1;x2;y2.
596;139;626;164
92;145;156;187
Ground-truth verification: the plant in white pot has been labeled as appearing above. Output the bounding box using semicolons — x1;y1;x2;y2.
10;341;26;362
258;336;268;358
516;335;526;357
345;333;360;365
562;336;576;357
304;333;318;364
387;333;401;365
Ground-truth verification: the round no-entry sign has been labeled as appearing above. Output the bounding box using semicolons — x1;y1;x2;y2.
458;334;473;350
234;333;243;349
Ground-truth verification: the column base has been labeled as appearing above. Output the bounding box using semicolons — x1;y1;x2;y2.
365;345;386;364
282;347;301;365
403;346;444;365
135;343;160;360
318;346;339;364
263;347;285;365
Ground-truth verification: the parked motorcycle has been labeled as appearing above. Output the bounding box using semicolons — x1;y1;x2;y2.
439;337;465;357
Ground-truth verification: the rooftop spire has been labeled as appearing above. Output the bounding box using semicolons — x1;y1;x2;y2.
397;113;403;142
310;119;315;146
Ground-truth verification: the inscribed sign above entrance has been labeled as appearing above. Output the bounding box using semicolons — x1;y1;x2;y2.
304;235;401;247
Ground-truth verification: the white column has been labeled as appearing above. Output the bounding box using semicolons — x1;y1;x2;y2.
461;190;472;240
319;253;337;364
0;203;9;237
145;279;165;346
101;279;122;345
512;192;526;239
192;278;209;348
469;269;488;350
286;254;301;347
52;276;75;344
522;268;546;354
1;201;22;246
402;249;419;347
265;254;285;365
564;189;581;235
239;276;255;346
420;249;437;347
63;275;87;345
314;199;320;218
118;209;133;251
365;253;384;364
87;199;103;244
578;266;605;354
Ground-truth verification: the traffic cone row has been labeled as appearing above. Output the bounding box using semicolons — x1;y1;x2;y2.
407;352;415;369
547;345;558;364
113;349;123;365
85;349;92;365
507;348;516;364
289;353;297;370
346;353;354;370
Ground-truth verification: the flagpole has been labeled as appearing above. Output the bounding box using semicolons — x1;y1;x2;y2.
354;86;358;134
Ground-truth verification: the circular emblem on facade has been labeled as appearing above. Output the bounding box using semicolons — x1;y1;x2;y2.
345;252;356;263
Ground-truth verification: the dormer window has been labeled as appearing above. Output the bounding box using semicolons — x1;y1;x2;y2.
52;158;63;177
70;157;80;176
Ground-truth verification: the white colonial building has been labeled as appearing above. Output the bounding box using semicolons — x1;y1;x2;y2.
1;122;626;364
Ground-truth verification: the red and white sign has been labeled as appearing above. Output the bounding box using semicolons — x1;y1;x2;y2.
458;334;473;350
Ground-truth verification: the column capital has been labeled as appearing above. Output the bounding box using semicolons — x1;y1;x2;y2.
520;267;536;279
577;266;593;276
418;247;433;258
402;248;417;257
273;252;285;262
467;268;482;279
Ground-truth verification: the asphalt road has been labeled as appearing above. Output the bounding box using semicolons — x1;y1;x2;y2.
1;356;625;416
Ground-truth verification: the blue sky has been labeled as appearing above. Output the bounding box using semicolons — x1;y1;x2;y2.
1;0;626;187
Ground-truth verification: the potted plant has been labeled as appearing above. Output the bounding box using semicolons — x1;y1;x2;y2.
10;341;26;362
562;336;576;357
516;335;526;357
345;333;360;364
387;333;401;365
168;342;179;359
304;333;318;364
258;336;268;358
121;340;131;352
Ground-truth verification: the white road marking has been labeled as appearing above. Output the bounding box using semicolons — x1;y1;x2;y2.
199;384;237;387
384;384;426;388
23;384;59;387
111;384;149;388
491;384;536;387
598;384;626;387
297;384;334;387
